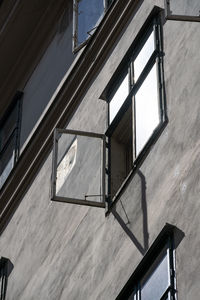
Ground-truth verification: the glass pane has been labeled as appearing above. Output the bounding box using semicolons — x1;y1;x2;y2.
0;134;16;188
141;251;169;300
55;132;104;204
169;0;200;16
109;73;129;123
134;31;155;82
135;64;160;156
0;104;18;151
77;0;104;45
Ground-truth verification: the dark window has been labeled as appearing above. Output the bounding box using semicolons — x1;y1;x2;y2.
0;257;13;300
101;13;166;199
116;227;176;300
73;0;114;51
0;92;23;189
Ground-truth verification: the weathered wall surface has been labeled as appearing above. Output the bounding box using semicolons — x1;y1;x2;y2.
20;1;75;150
0;0;200;299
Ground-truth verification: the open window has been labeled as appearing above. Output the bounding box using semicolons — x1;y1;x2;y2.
100;13;166;199
73;0;114;52
51;129;106;208
116;225;176;300
0;92;23;189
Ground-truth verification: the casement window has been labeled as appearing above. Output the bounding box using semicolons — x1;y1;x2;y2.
51;11;166;209
0;92;23;189
116;226;176;300
101;13;166;199
51;129;106;208
73;0;114;51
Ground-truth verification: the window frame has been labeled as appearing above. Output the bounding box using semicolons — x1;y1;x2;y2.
116;225;176;300
100;10;167;203
72;0;114;52
0;91;23;189
51;128;106;208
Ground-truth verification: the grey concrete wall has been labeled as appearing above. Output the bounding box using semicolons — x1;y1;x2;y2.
20;1;75;150
1;0;200;299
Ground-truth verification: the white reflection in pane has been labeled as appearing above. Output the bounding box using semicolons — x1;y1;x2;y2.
109;73;129;123
135;64;159;156
141;252;169;300
134;31;155;82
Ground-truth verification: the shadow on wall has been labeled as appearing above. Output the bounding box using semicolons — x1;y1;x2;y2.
112;169;149;255
0;257;14;300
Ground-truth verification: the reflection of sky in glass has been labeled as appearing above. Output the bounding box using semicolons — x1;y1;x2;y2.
135;64;159;156
134;31;155;82
78;0;104;45
109;73;129;123
141;252;169;300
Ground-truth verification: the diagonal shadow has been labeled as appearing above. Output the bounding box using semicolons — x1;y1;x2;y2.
111;169;149;255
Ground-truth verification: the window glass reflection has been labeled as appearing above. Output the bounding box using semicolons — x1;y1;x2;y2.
135;64;159;156
109;73;129;123
134;31;155;82
140;251;169;300
78;0;104;45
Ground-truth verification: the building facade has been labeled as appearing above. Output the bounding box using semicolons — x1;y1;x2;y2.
0;0;200;299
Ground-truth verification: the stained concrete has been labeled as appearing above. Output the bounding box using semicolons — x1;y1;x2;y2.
0;0;200;299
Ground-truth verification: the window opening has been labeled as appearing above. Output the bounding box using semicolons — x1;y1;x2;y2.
101;14;166;200
165;0;200;22
116;226;176;300
0;257;14;300
0;92;23;189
